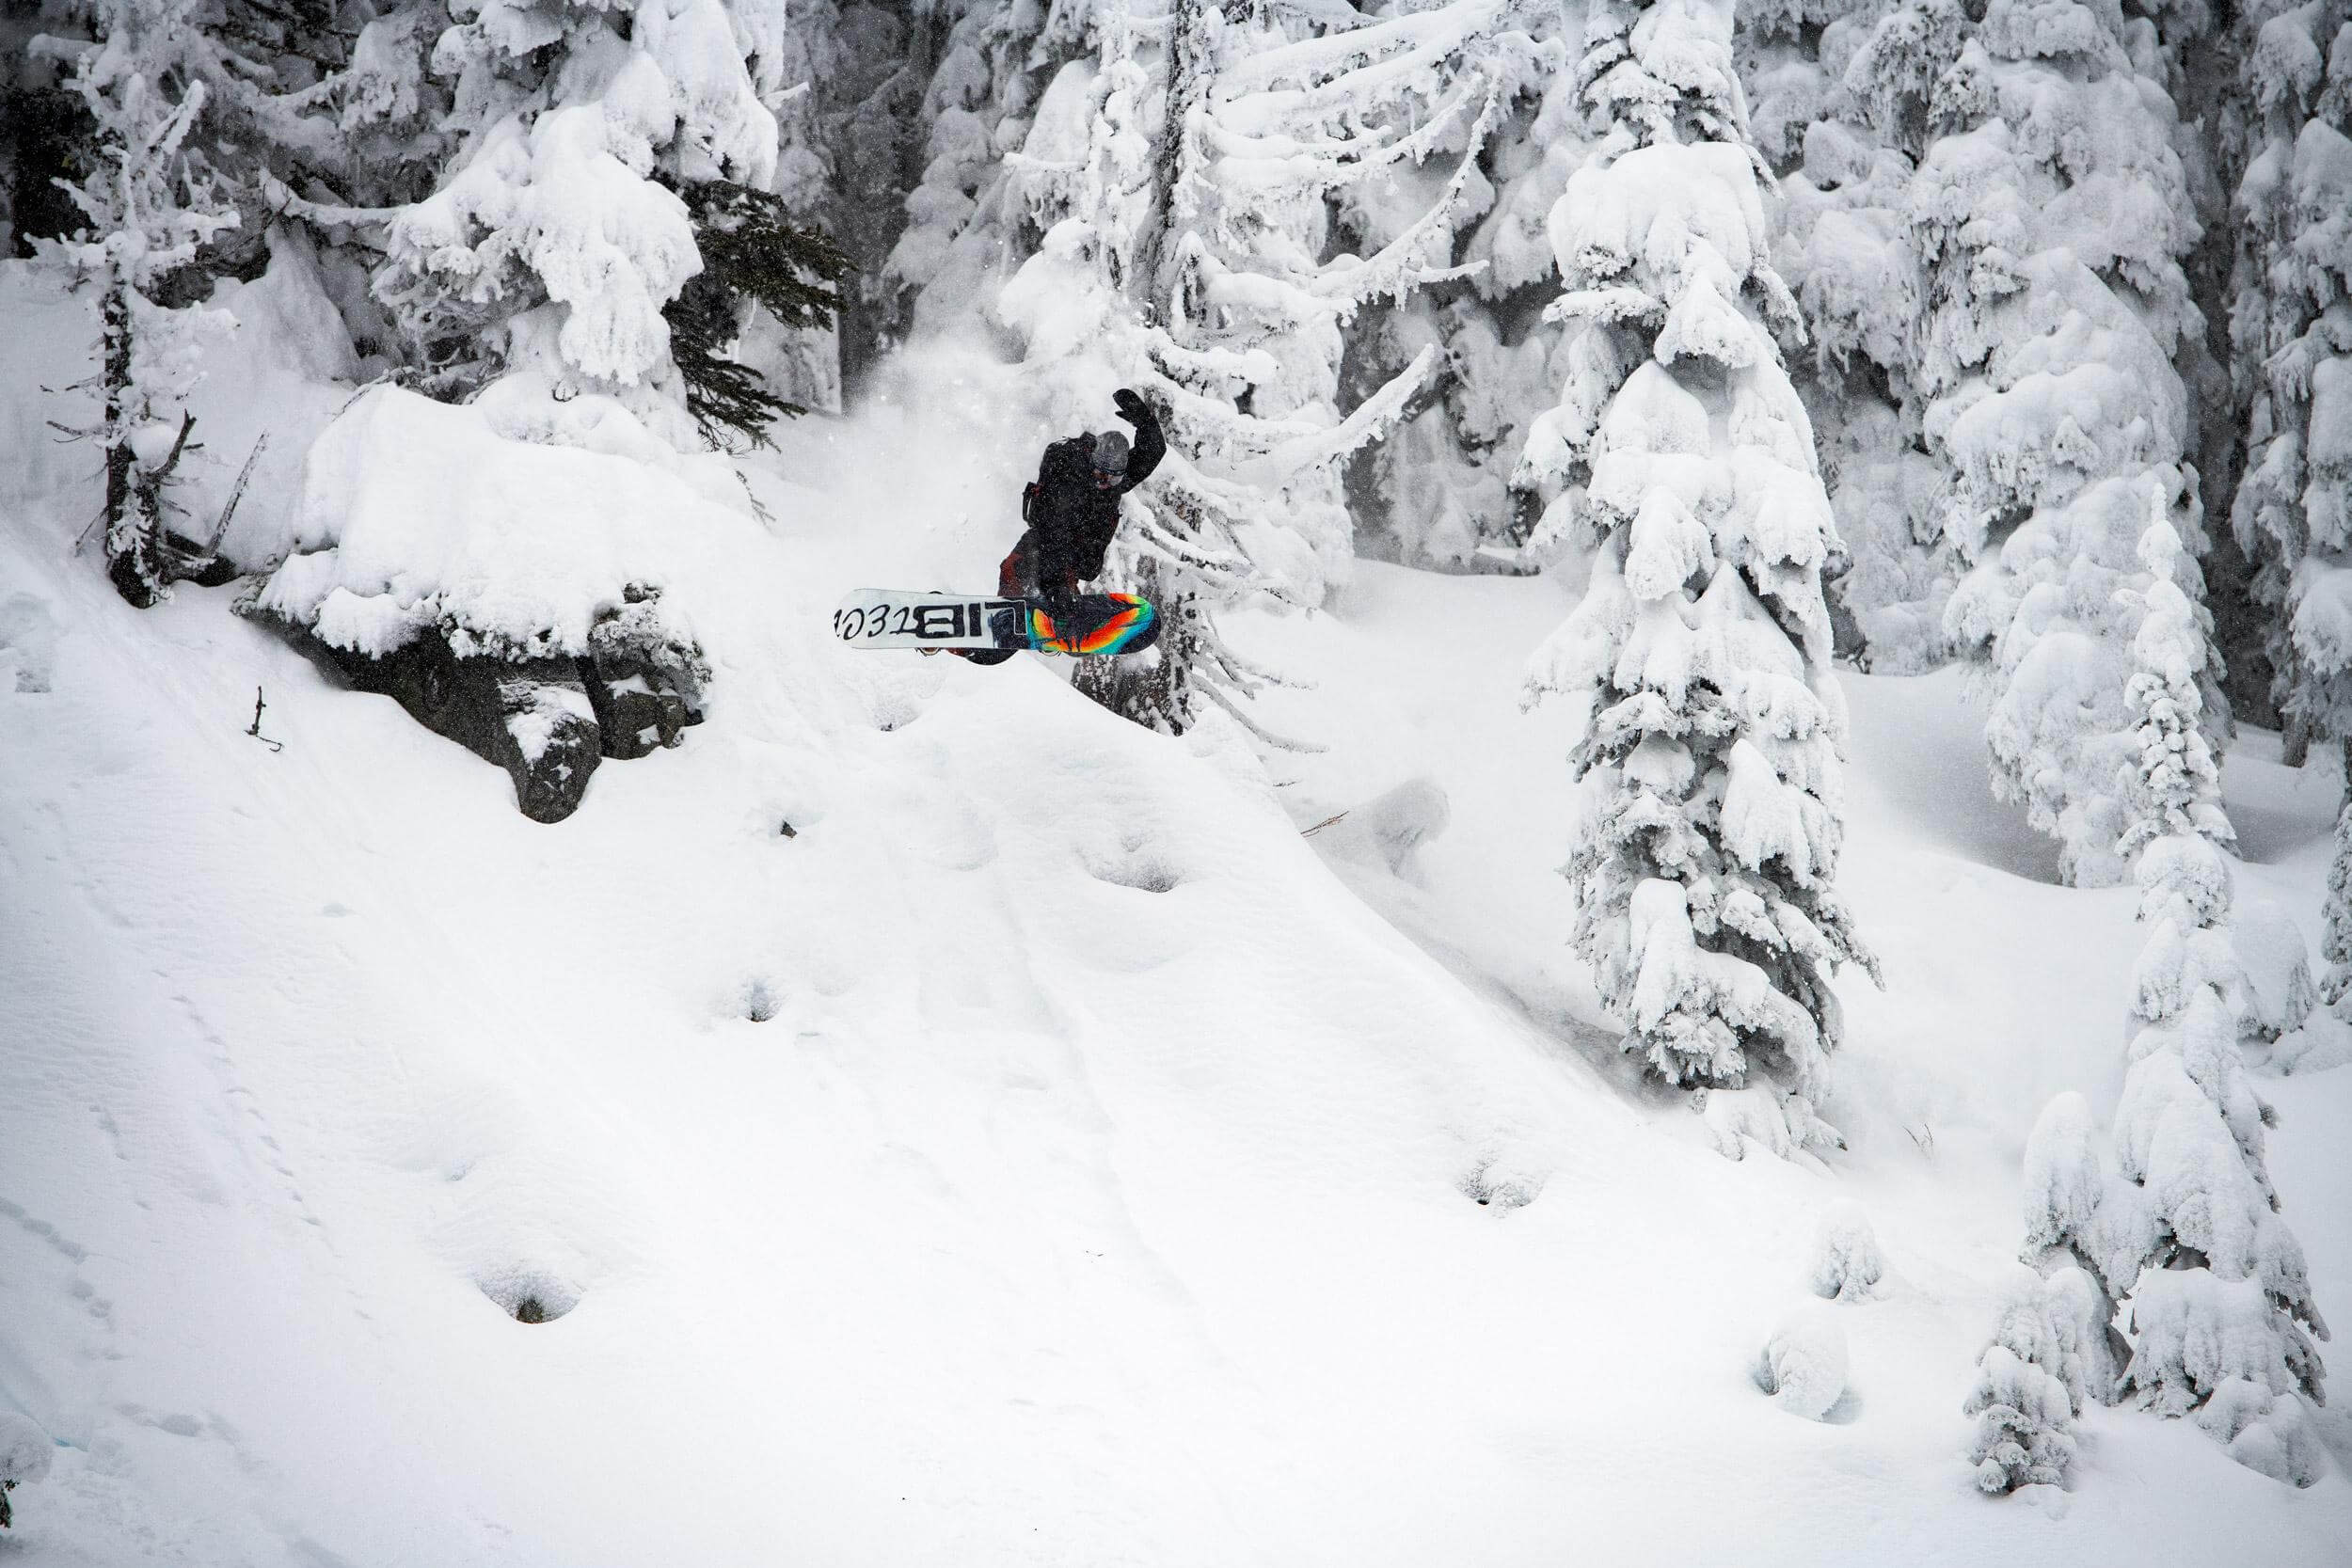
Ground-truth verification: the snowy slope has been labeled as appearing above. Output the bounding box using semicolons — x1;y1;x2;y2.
4;263;2352;1565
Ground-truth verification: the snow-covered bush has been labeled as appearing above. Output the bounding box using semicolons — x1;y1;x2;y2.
1963;1268;2097;1494
2020;1091;2108;1268
1520;0;1875;1102
2124;1270;2328;1485
0;1411;52;1528
2232;898;2318;1043
1809;1202;1887;1300
1312;775;1454;879
1756;1309;1851;1419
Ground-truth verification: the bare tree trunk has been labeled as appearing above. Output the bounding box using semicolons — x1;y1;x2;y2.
100;273;166;608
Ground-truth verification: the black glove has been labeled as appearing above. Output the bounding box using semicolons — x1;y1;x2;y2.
1112;388;1148;425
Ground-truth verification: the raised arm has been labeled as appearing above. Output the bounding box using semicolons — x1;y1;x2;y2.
1111;388;1165;491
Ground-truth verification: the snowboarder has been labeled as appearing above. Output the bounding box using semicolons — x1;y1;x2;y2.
955;388;1165;665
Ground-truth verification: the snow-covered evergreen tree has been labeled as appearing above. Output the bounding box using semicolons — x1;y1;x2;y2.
1000;0;1529;734
45;0;240;606
1520;0;1875;1103
1749;0;1956;669
2230;0;2352;1004
758;0;924;394
2118;499;2236;859
883;0;1081;342
1345;3;1576;570
2107;833;2329;1482
1962;1266;2099;1494
1156;0;1525;604
2327;783;2352;1009
373;0;787;441
1914;0;2219;886
2021;816;2332;1481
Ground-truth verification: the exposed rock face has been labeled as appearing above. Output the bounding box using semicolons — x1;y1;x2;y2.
239;614;704;823
577;652;693;761
335;635;605;823
236;576;706;823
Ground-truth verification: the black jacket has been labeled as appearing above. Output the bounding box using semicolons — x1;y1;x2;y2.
1009;403;1166;595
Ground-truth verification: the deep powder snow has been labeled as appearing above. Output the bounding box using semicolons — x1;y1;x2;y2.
2;259;2349;1565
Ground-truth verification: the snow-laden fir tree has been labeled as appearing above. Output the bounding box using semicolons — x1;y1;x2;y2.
1000;0;1531;734
2230;0;2352;1004
1343;4;1578;570
1962;1266;2101;1494
2018;544;2331;1483
996;5;1248;736
2111;839;2328;1482
373;0;790;442
1912;0;2220;886
45;0;240;607
1150;0;1534;605
1520;0;1875;1108
883;0;1083;341
1745;0;1957;670
2105;563;2329;1480
2117;505;2238;860
756;0;924;395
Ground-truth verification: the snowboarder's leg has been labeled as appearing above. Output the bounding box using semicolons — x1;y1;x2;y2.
946;545;1033;665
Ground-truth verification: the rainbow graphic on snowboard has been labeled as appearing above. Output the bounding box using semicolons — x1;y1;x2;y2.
1026;594;1157;656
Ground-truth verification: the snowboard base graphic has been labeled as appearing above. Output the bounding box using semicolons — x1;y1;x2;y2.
833;589;1159;657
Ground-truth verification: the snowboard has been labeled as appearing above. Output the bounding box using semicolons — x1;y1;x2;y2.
832;589;1160;657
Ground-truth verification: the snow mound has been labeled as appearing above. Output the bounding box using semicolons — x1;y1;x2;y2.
1310;775;1453;878
0;593;56;693
1755;1310;1851;1419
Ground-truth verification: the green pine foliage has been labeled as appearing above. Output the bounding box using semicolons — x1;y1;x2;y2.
664;179;853;450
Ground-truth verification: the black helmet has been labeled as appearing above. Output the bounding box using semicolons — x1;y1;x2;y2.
1091;430;1131;482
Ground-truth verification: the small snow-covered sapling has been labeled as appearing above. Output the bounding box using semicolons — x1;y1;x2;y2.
0;1411;54;1528
1756;1312;1850;1420
1809;1204;1887;1300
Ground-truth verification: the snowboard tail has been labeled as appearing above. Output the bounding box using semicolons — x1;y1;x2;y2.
834;589;1159;657
1030;594;1156;656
